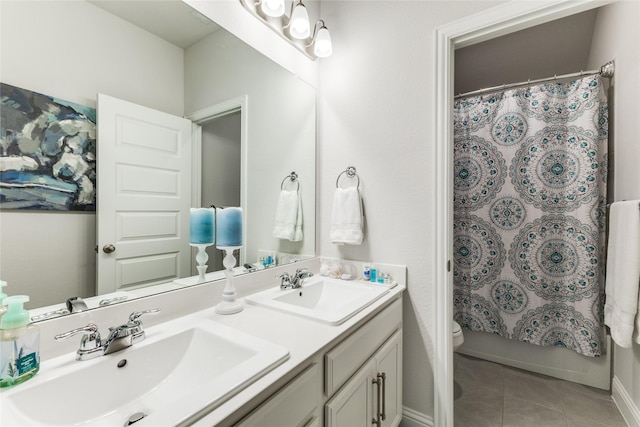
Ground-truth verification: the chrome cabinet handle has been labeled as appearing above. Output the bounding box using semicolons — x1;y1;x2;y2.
372;372;384;426
372;372;387;426
378;372;386;421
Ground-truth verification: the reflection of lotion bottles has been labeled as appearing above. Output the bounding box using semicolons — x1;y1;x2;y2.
0;295;40;388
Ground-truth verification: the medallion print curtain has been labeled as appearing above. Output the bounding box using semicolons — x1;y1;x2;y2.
452;75;608;357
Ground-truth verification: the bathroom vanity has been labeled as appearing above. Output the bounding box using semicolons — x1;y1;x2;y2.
196;281;404;427
217;292;403;427
0;265;404;427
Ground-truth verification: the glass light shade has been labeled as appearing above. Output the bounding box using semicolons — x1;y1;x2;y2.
314;26;332;57
261;0;285;17
289;2;310;39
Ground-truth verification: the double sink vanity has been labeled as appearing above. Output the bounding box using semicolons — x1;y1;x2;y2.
0;261;405;427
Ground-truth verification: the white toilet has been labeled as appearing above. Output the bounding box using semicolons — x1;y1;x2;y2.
452;320;464;352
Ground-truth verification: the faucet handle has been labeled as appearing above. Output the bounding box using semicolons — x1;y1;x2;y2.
278;272;292;289
128;308;160;323
55;323;102;357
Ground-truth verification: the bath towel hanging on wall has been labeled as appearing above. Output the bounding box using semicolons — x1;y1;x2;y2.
331;167;363;245
604;200;640;348
273;172;303;241
452;74;609;357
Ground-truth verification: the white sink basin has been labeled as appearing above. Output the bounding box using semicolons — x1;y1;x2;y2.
245;277;390;325
0;319;288;426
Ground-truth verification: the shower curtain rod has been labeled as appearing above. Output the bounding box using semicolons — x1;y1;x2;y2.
454;60;615;100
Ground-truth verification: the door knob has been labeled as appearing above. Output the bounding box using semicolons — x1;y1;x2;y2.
103;244;116;254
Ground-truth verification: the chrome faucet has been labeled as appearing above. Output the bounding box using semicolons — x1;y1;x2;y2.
278;272;292;289
103;309;159;355
55;309;160;361
279;268;313;289
292;268;313;287
66;296;88;313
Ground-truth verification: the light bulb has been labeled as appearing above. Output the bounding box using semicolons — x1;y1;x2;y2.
314;26;332;57
261;0;285;17
289;2;310;39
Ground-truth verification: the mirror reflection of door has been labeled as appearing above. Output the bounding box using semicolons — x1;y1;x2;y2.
198;111;242;273
96;94;192;295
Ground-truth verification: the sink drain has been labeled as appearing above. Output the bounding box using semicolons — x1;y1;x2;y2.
124;412;146;426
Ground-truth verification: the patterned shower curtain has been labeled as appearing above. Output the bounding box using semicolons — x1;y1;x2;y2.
452;75;608;358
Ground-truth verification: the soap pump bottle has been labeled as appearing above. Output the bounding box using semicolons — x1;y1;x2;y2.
0;295;40;388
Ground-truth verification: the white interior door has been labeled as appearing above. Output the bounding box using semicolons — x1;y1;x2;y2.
97;94;192;294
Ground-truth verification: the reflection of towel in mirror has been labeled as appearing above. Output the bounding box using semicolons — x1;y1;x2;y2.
604;200;640;348
272;190;303;241
330;187;363;245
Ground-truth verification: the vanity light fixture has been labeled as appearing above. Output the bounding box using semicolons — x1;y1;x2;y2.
238;0;333;59
309;20;332;57
260;0;285;18
287;0;310;39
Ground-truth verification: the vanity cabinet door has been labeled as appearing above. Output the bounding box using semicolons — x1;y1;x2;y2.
236;363;321;427
376;330;402;427
325;330;403;427
325;358;376;427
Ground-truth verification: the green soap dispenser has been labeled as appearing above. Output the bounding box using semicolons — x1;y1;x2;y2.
0;295;40;388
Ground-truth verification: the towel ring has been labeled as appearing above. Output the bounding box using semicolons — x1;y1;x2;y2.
281;171;299;191
336;166;359;189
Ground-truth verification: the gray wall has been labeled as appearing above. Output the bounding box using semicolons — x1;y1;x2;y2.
0;1;184;308
587;0;640;417
317;0;504;419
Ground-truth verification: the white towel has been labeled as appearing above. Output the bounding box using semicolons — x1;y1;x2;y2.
604;200;640;348
272;190;303;241
330;187;363;245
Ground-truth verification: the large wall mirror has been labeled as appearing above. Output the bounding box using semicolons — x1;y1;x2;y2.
0;0;316;316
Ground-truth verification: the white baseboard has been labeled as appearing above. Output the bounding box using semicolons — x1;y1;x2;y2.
457;331;611;389
401;406;433;427
612;376;640;427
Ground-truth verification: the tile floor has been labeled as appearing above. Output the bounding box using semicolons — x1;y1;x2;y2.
454;353;629;427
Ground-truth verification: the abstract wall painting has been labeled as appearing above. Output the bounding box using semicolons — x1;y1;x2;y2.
0;83;96;211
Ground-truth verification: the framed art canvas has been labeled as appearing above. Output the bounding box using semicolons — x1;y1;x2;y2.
0;83;96;211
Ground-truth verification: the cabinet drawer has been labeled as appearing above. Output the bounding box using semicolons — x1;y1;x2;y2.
237;363;321;427
325;298;401;396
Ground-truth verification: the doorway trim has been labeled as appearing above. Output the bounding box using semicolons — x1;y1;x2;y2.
432;1;614;426
186;95;249;264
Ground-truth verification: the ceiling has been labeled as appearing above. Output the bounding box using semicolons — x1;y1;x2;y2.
454;9;599;95
88;0;221;49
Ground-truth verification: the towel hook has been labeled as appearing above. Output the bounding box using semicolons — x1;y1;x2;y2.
281;171;299;191
336;166;360;189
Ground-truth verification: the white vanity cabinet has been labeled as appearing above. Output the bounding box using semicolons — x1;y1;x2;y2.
325;331;402;427
235;362;323;427
226;297;403;427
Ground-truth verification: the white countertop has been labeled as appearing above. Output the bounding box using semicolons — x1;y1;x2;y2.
4;258;406;426
1;276;405;427
190;281;405;426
